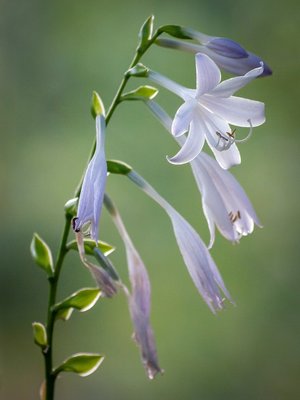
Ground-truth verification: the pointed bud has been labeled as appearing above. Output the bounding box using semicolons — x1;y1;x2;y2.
91;91;105;119
126;63;149;77
32;322;48;348
138;15;154;51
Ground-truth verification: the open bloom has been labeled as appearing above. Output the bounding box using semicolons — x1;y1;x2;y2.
156;29;272;76
191;152;261;248
149;53;265;169
128;170;232;313
104;195;161;379
73;114;107;241
145;100;261;248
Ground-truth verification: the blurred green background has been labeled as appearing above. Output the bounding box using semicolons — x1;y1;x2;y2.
1;0;299;399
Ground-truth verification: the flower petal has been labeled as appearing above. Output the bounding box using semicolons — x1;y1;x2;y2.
202;95;265;127
171;100;196;136
168;117;205;164
211;65;264;97
195;53;221;96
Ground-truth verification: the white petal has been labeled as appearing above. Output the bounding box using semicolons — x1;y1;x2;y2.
211;65;264;97
171;101;196;136
201;95;265;127
208;141;241;170
168;118;205;164
195;53;221;96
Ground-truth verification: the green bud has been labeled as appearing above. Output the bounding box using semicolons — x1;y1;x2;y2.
126;63;149;77
54;353;104;377
138;15;154;51
32;322;48;348
107;159;132;175
55;307;73;322
53;288;101;313
121;85;158;102
91;91;105;119
64;197;78;218
157;25;192;39
66;238;115;256
30;233;54;276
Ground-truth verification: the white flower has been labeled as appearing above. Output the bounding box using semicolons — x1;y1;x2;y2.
148;53;265;169
191;152;261;248
145;100;261;248
73;114;107;241
128;170;232;313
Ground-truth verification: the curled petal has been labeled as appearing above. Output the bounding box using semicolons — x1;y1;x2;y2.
195;53;221;96
171;100;196;136
168;117;205;164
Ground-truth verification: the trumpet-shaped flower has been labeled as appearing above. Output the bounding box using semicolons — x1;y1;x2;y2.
104;195;161;379
156;29;272;76
145;100;261;248
148;53;265;169
128;171;232;313
191;152;261;248
73;114;107;241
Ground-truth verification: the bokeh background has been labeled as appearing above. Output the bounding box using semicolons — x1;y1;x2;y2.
1;0;299;399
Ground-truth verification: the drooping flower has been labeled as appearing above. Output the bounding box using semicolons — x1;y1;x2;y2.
127;170;232;313
145;100;261;248
104;195;161;379
148;53;265;169
73;112;107;241
156;28;272;76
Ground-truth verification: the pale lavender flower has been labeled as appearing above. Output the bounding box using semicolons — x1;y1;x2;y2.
128;171;232;313
104;195;161;379
73;114;107;241
148;53;265;169
145;100;261;248
156;29;272;76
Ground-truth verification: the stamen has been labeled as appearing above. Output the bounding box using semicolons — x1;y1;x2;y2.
215;120;253;152
235;119;253;144
228;211;241;223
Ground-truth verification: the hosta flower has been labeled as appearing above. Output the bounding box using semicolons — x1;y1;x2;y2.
145;100;261;247
104;195;161;379
191;152;261;248
73;113;107;241
128;170;232;312
156;29;272;76
148;53;265;169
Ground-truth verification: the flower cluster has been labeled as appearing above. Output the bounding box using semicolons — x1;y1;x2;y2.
72;20;270;379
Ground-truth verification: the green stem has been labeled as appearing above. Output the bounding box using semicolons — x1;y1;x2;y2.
42;29;162;400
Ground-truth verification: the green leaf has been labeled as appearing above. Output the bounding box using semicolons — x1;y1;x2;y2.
32;322;47;348
107;159;132;175
157;25;192;39
30;233;54;276
126;63;149;77
53;288;101;313
121;85;158;102
91;91;105;118
138;15;154;51
64;197;78;217
55;353;104;377
66;238;115;256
